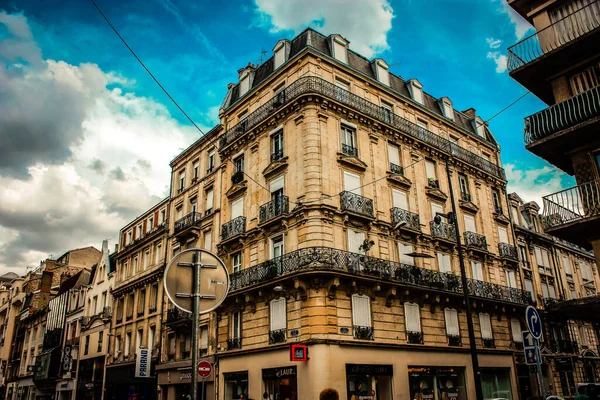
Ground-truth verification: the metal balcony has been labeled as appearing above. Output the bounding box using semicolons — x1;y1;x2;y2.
407;331;424;344
219;77;505;180
430;221;457;242
460;192;472;202
498;243;518;261
221;216;246;241
165;308;192;327
483;338;495;348
259;196;289;225
353;326;374;340
232;170;245;184
174;212;202;234
391;208;421;232
448;334;461;347
390;163;404;175
227;338;242;350
341;144;358;157
269;329;286;344
464;231;487;251
271;149;284;162
340;191;374;218
551;339;579;354
508;1;600;72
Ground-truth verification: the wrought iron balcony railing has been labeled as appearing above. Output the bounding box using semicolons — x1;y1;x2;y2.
269;329;286;344
464;231;487;251
271;149;284;162
430;221;457;242
448;334;461;346
460;192;472;202
542;179;600;229
166;308;192;326
259;196;289;224
390;163;404;175
174;212;202;234
551;339;579;354
525;85;600;145
228;247;532;305
483;338;495;348
221;216;246;241
340;191;374;218
494;206;504;215
407;331;424;344
508;0;600;71
341;144;358;157
498;243;518;260
353;325;374;340
232;170;245;184
391;208;421;231
219;76;505;180
227;338;242;350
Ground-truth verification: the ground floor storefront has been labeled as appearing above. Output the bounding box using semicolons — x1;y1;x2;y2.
76;356;106;400
157;357;215;400
5;377;44;400
105;360;158;400
218;344;519;400
55;378;76;400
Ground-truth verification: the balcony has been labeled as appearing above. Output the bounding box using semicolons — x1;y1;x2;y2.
232;170;245;184
99;306;112;320
498;243;518;261
551;339;579;354
340;191;374;218
430;221;457;242
269;329;286;344
483;338;495;348
165;308;192;328
174;212;202;235
464;231;488;251
271;150;284;163
391;208;421;232
353;325;374;340
390;163;404;175
460;192;472;202
228;247;533;305
341;144;358;157
525;86;600;174
407;331;424;344
507;1;600;103
541;179;600;249
221;216;246;242
259;196;289;225
227;338;242;350
448;335;462;347
219;76;505;180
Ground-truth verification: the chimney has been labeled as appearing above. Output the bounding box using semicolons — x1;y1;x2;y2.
40;271;53;294
102;240;109;254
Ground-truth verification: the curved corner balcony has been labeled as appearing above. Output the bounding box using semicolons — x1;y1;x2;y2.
219;76;505;181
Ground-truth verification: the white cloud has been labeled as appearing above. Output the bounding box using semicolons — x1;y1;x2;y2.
492;0;532;40
505;163;569;207
253;0;394;58
486;51;508;73
0;12;205;274
486;37;502;49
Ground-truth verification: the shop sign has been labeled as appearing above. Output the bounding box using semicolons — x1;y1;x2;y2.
135;347;151;378
346;364;394;376
554;356;573;372
290;344;308;362
262;366;297;380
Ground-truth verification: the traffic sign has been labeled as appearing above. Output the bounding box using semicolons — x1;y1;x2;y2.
525;306;543;339
163;248;229;314
525;347;540;365
522;331;534;348
197;361;212;378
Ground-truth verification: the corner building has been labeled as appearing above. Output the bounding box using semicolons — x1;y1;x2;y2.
212;29;531;400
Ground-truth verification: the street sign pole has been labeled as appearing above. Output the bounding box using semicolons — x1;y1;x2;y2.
534;338;545;398
525;306;544;398
191;253;200;400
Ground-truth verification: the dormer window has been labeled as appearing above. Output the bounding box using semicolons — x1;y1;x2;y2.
371;59;390;86
273;40;290;70
439;97;454;121
329;35;349;64
239;73;250;96
407;79;423;104
472;117;486;138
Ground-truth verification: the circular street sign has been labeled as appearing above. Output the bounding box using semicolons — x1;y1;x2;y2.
197;360;212;378
525;305;543;340
164;248;230;314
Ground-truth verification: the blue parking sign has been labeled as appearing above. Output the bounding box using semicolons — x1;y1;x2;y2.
526;306;542;339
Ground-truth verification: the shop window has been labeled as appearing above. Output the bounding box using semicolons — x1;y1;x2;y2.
262;366;297;400
346;364;393;400
269;298;287;344
444;308;460;346
480;368;513;400
224;371;248;400
404;302;423;344
408;366;466;400
352;294;373;340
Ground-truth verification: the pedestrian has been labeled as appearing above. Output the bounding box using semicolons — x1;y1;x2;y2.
575;386;590;400
319;388;339;400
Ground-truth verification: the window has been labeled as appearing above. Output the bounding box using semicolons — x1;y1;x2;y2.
534;247;552;273
562;254;572;276
159;209;166;224
155;242;162;264
425;160;437;181
132;257;138;274
578;325;590;347
274;41;286;69
471;261;484;281
392;189;408;210
270;175;284;201
137;224;142;238
138;289;146;315
511;206;520;225
549;283;557;299
404;302;422;333
232;251;242;273
341;124;357;155
352;294;372;328
200;326;208;356
431;202;444;220
417;119;428;138
479;313;493;340
374;60;390;86
498;227;509;244
115;336;121;357
570;285;578;299
182;334;191;359
143;248;149;268
464;214;476;233
437;252;452;273
440;98;453;120
519;245;528;266
510;319;522;343
93;296;98;315
193;161;199;179
167;334;176;360
136;329;143;351
570;64;600;95
347;229;365;254
101;292;107;307
505;270;517;288
381;102;393;124
190;198;197;214
125;332;131;357
233;154;244;173
269;298;287;332
343;171;361;195
204;230;212;251
150;284;158;311
444;308;459;336
148;326;156;352
207;152;215;173
178;171;185;191
492;189;502;213
98;331;103;352
271;236;284;259
524;278;534;294
580;262;593;281
473;117;486;138
231;197;244;219
541;281;550;298
147;217;153;232
84;335;90;355
271;129;284;161
458;174;469;199
205;189;214;213
335;79;350;103
398;242;414;266
408;79;423;104
332;38;348;63
387;143;402;172
231;311;241;340
127;231;132;245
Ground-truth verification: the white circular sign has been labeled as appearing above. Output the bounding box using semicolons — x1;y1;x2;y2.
163;248;229;314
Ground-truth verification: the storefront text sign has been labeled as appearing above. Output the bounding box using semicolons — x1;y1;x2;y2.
346;364;394;376
262;366;297;380
135;347;151;378
180;371;192;381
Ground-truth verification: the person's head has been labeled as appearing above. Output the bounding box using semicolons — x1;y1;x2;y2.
263;392;269;399
319;388;339;400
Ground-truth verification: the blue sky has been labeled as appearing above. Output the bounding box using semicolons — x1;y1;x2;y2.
0;0;572;272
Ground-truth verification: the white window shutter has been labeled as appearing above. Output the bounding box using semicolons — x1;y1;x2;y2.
270;176;284;193
231;197;244;219
437;253;451;273
498;227;509;244
506;271;517;288
397;242;414;266
404;302;421;333
471;261;483;281
431;202;444;218
444;308;460;336
344;172;361;195
201;327;208;349
351;295;371;327
392;189;408;210
348;230;365;254
542;249;551;267
562;255;571;274
425;160;436;180
387;144;400;166
206;190;214;210
464;215;476;233
269;298;286;331
479;313;493;339
511;319;522;342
